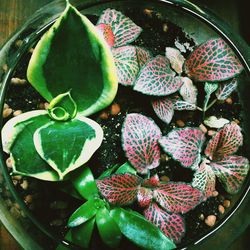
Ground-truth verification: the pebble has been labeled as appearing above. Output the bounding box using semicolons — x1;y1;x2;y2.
199;123;208;133
50;219;63;227
3;108;13;118
212;190;219;197
11;77;27;85
162;23;168;32
24;194;33;204
199;213;205;220
218;205;225;214
10;206;21;219
110;103;121;115
205;215;216;227
160;154;168;162
99;111;109;120
6;158;13;168
29;48;34;53
2;64;8;73
20;179;29;190
223;199;231;208
233;118;240;124
12;179;18;186
143;8;153;17
12;175;22;181
225;97;233;105
14;202;21;210
50;201;68;210
208;130;216;136
176;119;185;127
160;175;170;182
4;103;9;109
44;102;50;110
13;110;22;117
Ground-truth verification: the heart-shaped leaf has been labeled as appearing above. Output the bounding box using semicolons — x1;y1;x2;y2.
137;187;153;208
203;82;219;111
184;38;243;82
96;173;142;206
144;202;185;243
34;116;103;180
159;128;205;169
192;160;216;198
152;97;174;124
204;116;229;129
97;8;142;47
1;110;59;181
122;113;162;174
136;46;153;68
112;46;140;86
216;78;238;101
210;155;249;194
179;77;197;105
153;183;203;213
205;122;243;161
27;3;118;116
165;47;185;74
96;23;115;47
134;55;183;96
110;208;176;250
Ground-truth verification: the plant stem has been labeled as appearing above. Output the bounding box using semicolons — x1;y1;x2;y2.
196;106;203;111
205;99;217;111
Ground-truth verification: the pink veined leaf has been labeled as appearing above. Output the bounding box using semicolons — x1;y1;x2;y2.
112;46;140;86
165;47;185;74
97;8;142;47
96;23;115;47
159;128;206;169
137;187;153;208
136;46;153;68
215;78;238;101
142;174;160;188
179;77;198;105
96;173;142;205
192;159;216;198
122;113;162;174
144;202;185;243
210;155;249;194
205;122;243;161
153;183;203;213
151;97;174;124
184;38;243;82
133;55;183;96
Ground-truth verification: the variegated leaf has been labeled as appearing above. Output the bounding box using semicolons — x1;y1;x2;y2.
204;116;229;129
184;38;243;82
165;47;185;74
205;122;243;161
173;99;197;111
122;114;162;174
134;55;183;96
151;97;174;124
192;160;216;198
216;78;238;101
179;77;197;105
210;156;249;194
137;187;153;208
112;46;140;86
144;203;185;243
96;173;142;205
136;46;153;68
153;183;203;213
159;128;205;169
97;8;142;47
203;82;219;111
96;23;115;47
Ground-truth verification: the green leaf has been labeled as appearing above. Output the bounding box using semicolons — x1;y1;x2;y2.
98;164;119;179
71;167;99;200
68;198;103;227
110;208;176;250
33;116;103;180
27;3;118;116
1;111;59;181
203;82;218;111
71;217;95;249
96;207;122;248
115;162;137;175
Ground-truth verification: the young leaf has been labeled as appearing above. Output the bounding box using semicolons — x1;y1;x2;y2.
165;47;185;74
96;23;115;47
144;202;185;243
210;156;249;194
184;38;243;82
151;97;174;124
216;78;238;101
192;160;216;198
34;116;103;180
153;183;203;213
112;46;139;86
179;77;197;105
96;173;142;206
142;174;160;188
134;55;183;96
96;207;122;248
203;82;219;111
137;187;153;208
97;8;142;47
1;110;59;181
204;116;229;129
173;99;196;111
159;128;205;169
27;3;118;116
205;122;243;161
110;208;176;250
122;113;162;174
136;46;153;68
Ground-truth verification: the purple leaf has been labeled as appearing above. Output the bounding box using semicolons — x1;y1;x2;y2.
184;38;243;82
165;47;185;74
96;173;142;205
216;78;238;101
153;183;203;213
210;156;249;194
136;47;153;68
159;128;206;169
137;187;153;208
144;202;185;243
122;114;162;174
205;122;243;161
97;8;142;47
151;97;174;124
112;46;140;86
179;77;198;105
96;23;115;47
133;55;183;96
142;174;160;188
192;160;216;198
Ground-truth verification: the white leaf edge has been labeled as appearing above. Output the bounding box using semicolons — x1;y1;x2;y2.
165;47;185;74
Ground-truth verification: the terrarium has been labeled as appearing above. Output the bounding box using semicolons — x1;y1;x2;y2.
0;0;249;250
